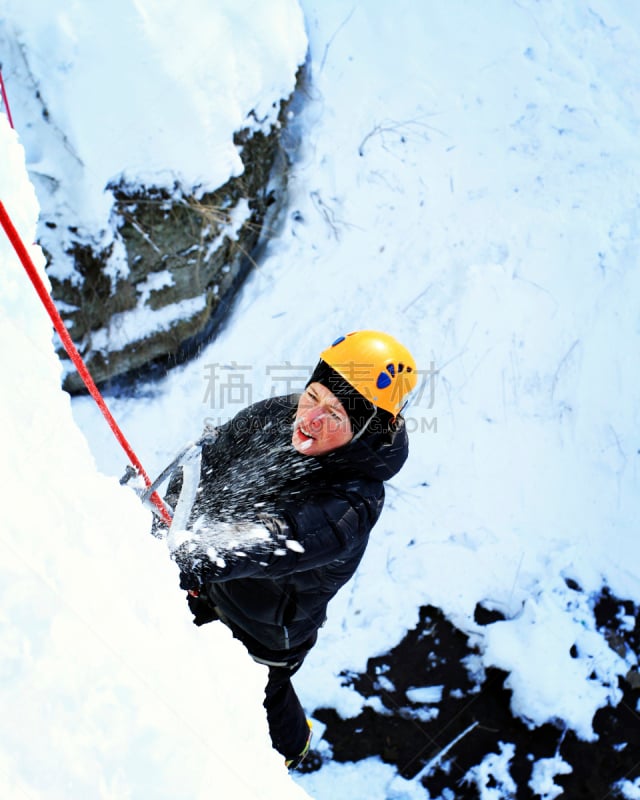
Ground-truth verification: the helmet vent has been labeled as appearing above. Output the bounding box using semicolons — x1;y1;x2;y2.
376;371;392;389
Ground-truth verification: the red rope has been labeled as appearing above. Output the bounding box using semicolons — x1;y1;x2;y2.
0;200;173;525
0;68;15;129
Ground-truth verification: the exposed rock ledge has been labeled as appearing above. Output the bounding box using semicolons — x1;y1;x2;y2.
50;68;305;395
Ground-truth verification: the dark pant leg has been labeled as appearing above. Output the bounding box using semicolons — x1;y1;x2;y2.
263;660;309;759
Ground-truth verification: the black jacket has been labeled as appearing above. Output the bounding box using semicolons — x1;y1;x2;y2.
170;395;409;654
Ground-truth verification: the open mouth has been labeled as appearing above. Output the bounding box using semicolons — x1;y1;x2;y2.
294;420;315;440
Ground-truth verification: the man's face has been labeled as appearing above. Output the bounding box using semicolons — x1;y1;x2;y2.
292;382;353;456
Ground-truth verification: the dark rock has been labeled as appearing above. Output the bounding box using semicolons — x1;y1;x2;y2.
474;602;508;625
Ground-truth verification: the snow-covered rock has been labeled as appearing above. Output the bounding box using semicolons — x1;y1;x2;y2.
0;0;308;391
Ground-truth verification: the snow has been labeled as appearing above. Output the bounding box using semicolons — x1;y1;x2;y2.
462;742;517;799
617;778;640;800
0;0;307;279
296;757;423;800
405;686;444;705
1;0;639;798
482;579;627;740
528;755;573;800
89;294;208;351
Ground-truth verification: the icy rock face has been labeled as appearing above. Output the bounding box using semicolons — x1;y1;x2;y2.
53;83;302;394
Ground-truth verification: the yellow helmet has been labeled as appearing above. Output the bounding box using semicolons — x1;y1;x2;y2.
320;330;417;416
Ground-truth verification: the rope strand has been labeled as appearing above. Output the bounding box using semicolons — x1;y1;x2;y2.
0;200;172;525
0;68;15;129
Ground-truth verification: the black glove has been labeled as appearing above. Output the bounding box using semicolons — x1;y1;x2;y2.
174;541;203;592
179;568;200;592
173;542;218;625
186;591;219;626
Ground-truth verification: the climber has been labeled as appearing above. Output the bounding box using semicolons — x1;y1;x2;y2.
161;330;417;768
